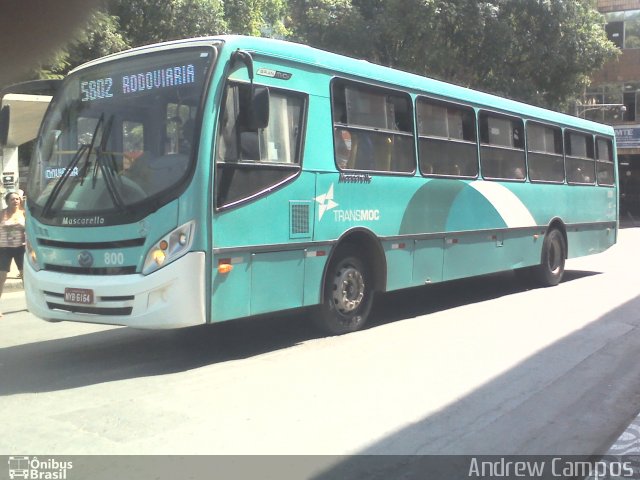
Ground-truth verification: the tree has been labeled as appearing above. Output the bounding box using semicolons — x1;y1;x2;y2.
287;0;365;54
28;0;289;83
17;0;617;111
463;0;619;108
288;0;619;109
109;0;227;48
224;0;289;37
40;11;129;78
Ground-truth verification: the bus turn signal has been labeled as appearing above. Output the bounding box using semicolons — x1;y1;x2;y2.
218;263;233;274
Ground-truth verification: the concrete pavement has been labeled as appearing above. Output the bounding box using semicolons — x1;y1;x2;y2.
2;229;640;458
3;260;22;293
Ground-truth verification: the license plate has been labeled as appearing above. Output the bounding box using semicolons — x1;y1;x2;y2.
64;288;94;305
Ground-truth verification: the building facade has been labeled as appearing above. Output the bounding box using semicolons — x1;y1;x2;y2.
592;0;640;222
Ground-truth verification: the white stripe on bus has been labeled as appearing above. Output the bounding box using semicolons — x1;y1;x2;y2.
468;181;537;228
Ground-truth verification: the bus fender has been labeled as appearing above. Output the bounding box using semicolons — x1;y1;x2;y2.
320;227;387;301
545;217;568;258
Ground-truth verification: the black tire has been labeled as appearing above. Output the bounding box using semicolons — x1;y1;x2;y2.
313;246;374;335
531;228;566;287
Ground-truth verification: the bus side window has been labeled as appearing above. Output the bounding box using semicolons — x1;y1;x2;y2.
596;137;615;186
526;122;564;183
215;81;306;208
479;112;526;181
331;79;415;174
565;130;595;185
416;97;478;177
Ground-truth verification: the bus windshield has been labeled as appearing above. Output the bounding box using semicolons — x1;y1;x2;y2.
27;46;215;225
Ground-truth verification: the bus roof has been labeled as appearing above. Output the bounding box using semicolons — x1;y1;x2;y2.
70;35;613;136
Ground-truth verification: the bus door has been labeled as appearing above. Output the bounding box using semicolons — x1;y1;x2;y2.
211;55;312;321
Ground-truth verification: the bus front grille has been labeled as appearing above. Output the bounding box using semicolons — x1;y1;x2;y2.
43;264;137;275
43;291;135;302
46;302;133;316
37;238;145;249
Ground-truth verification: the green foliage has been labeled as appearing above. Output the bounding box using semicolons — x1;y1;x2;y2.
27;0;286;84
288;0;364;53
20;0;618;111
224;0;289;37
64;11;129;73
464;0;619;108
289;0;619;109
110;0;227;48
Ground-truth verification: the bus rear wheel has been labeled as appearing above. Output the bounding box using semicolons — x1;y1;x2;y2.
314;247;373;335
532;228;566;287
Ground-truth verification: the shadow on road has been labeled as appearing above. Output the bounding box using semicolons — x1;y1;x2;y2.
0;269;601;396
369;269;599;329
311;293;640;479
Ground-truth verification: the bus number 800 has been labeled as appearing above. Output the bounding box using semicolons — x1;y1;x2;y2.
104;252;124;265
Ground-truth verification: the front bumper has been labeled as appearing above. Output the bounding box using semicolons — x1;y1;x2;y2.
24;252;206;329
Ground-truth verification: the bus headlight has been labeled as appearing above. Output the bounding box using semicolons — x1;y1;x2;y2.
142;221;195;275
26;238;40;272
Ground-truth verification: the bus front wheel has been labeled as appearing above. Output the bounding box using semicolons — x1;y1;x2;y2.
314;247;373;335
532;228;566;287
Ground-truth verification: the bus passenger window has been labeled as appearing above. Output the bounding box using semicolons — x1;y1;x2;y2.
596;137;615;186
331;79;415;174
526;122;564;183
565;131;595;185
416;97;478;177
479;112;525;181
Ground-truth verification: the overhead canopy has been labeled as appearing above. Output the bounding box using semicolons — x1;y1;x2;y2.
1;93;52;147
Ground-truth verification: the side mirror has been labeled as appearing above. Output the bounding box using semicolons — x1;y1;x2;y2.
231;50;270;130
249;86;269;130
0;106;10;147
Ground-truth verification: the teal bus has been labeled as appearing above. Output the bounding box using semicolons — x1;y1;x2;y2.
20;35;617;334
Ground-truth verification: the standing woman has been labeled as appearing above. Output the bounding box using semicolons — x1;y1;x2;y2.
0;191;26;312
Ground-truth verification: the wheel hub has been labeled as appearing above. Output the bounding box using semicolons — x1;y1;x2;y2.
332;266;365;314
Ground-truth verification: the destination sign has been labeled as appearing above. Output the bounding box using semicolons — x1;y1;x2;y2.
80;63;197;102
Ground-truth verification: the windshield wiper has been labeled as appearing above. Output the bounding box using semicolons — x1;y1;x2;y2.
92;115;128;212
41;144;90;218
41;115;105;218
42;113;130;217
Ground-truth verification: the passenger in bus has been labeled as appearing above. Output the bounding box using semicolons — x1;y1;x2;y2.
598;169;611;184
0;191;25;314
178;118;195;155
513;166;525;179
353;133;376;170
334;128;352;168
572;166;592;183
422;163;434;175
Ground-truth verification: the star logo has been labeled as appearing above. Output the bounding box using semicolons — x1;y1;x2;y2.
315;183;338;220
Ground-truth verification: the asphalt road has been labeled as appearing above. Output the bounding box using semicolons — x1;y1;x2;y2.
1;228;640;467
